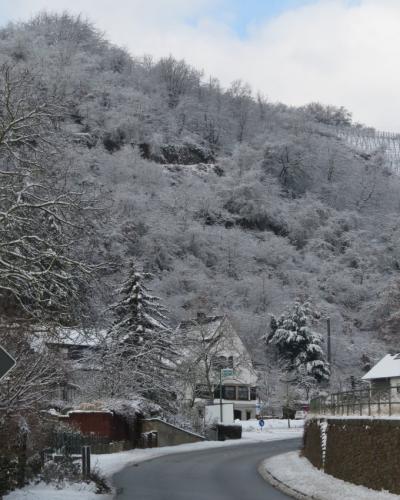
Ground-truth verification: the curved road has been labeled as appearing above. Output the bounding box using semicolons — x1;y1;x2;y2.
114;438;301;500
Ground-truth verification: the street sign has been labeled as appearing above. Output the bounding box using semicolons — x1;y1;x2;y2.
221;368;234;379
259;419;265;428
0;346;16;381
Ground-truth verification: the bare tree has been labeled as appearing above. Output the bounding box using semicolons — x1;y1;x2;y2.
156;56;202;108
0;64;94;323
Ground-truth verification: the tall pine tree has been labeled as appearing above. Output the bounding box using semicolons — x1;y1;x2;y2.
99;261;176;406
266;301;330;383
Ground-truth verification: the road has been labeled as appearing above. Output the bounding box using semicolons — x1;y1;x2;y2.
114;438;301;500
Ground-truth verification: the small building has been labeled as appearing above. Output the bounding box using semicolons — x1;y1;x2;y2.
177;313;259;421
44;329;106;404
362;353;400;393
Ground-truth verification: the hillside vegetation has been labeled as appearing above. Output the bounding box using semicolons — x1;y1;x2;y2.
1;13;400;386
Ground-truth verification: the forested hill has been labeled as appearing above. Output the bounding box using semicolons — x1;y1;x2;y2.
2;13;400;384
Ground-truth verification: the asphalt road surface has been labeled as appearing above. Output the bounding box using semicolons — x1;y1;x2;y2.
114;438;301;500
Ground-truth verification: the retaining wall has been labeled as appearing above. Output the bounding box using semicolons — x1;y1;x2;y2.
303;417;400;494
141;419;205;447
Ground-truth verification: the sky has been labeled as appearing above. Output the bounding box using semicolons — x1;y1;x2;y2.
1;0;400;132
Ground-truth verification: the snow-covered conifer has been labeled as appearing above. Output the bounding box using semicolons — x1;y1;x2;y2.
109;261;172;352
266;301;330;383
97;261;176;406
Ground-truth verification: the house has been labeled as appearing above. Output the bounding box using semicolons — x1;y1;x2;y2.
177;313;259;421
362;353;400;393
44;329;105;404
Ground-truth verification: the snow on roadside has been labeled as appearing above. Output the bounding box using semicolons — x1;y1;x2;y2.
5;481;110;500
94;426;303;476
239;418;304;432
264;451;399;500
5;425;303;500
242;428;303;442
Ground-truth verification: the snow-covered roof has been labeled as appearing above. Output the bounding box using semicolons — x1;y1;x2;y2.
46;328;107;347
362;354;400;380
178;315;225;341
67;397;161;418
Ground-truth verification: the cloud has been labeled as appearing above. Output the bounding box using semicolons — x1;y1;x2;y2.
4;0;400;131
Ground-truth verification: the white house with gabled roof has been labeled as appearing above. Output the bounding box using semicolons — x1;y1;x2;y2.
177;313;259;421
362;353;400;393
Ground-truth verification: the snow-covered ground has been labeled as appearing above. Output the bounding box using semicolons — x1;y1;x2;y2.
94;426;303;477
5;421;303;500
240;418;304;432
5;481;110;500
263;451;399;500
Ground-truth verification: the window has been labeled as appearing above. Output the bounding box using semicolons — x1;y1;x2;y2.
237;386;249;401
69;346;87;360
213;355;234;370
250;387;257;400
234;409;242;420
195;384;211;398
213;356;227;370
223;386;236;400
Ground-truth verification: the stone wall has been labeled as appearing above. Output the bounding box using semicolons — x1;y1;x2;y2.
302;419;323;470
303;417;400;494
141;419;205;447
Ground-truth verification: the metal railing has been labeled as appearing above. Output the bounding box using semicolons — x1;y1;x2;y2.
310;386;400;417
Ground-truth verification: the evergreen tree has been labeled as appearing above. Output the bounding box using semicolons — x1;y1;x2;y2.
109;261;171;351
266;301;330;383
97;261;176;406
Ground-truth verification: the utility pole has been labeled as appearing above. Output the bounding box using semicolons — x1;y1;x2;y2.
219;369;223;423
286;379;290;428
327;317;332;365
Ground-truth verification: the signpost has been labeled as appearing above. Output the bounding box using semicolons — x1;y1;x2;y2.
0;346;16;381
259;419;265;431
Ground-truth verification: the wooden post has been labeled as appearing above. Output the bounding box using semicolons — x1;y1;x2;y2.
368;389;371;416
389;386;392;417
378;391;381;416
82;446;91;479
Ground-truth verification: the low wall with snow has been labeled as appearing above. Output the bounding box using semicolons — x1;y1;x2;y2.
303;417;400;495
141;419;205;447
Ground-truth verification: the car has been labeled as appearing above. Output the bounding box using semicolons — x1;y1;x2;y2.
294;410;307;420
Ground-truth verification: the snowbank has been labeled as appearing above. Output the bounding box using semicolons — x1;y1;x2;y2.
262;451;399;500
239;418;304;432
5;481;110;500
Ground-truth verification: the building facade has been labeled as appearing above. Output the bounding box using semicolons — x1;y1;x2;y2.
178;314;259;421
